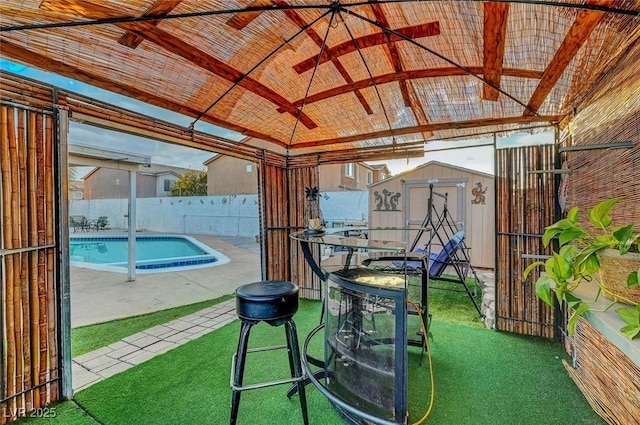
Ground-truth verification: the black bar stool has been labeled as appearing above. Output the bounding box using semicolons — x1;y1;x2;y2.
230;280;309;425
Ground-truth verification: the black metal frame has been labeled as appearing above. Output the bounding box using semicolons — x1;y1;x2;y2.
291;228;432;424
412;184;484;317
230;317;309;425
321;270;408;425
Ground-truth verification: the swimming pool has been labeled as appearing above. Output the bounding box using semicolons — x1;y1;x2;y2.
69;234;230;273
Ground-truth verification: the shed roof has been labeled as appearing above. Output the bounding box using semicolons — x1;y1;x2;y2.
368;159;494;187
1;1;638;159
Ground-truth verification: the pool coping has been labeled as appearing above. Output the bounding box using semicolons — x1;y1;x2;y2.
69;233;230;274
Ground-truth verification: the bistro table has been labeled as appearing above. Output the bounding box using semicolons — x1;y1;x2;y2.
290;228;431;425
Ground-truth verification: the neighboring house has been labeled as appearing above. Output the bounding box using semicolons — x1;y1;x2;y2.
83;164;188;199
68;179;85;200
204;155;259;196
320;162;391;191
368;163;391;183
204;154;390;195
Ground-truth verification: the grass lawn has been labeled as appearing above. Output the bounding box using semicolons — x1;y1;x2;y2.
17;293;604;425
71;295;233;357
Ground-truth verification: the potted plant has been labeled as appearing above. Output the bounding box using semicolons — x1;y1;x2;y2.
524;198;640;339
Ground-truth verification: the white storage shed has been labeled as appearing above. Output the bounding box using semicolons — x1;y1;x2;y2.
368;161;495;269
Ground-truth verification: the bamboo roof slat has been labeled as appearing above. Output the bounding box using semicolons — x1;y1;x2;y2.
0;0;638;153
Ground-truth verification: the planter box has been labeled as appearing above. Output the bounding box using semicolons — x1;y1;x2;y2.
599;249;640;304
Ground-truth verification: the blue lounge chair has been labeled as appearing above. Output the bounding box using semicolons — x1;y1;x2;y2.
364;230;481;317
399;231;466;279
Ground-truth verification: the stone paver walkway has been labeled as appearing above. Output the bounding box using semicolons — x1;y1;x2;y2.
72;299;237;392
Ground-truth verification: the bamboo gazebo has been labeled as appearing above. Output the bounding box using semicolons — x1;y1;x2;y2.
1;1;639;423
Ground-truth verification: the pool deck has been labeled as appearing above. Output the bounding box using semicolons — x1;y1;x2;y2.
71;232;261;327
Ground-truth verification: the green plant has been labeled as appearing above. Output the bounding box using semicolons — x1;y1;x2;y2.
169;169;207;196
524;198;640;339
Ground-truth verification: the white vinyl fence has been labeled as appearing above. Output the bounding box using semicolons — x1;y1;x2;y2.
70;191;369;238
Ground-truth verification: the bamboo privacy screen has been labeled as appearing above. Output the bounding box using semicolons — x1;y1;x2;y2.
559;40;640;221
1;104;59;423
565;318;640;424
495;144;556;338
258;161;321;300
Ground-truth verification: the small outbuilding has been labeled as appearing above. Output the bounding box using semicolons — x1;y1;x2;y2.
368;161;494;269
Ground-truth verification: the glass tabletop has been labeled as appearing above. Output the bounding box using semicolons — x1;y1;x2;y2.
290;227;429;253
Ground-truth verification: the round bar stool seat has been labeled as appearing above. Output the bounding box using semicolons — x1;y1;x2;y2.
235;280;299;325
230;280;308;425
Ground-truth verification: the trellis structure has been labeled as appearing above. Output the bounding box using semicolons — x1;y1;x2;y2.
1;1;639;423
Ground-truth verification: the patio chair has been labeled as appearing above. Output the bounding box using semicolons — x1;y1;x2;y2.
363;230;481;319
382;230;483;317
401;230;466;280
93;216;110;231
69;215;88;232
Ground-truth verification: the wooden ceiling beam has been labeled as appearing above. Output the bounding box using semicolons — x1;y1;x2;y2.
370;3;411;107
293;21;441;74
279;67;543;110
0;40;288;148
225;0;374;114
40;0;318;129
369;2;432;138
291;114;563;149
287;145;425;168
118;0;184;49
275;1;373;114
524;0;611;115
482;2;510;101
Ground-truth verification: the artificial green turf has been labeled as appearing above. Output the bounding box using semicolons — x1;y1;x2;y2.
21;298;605;425
423;278;485;327
10;401;94;425
71;295;233;357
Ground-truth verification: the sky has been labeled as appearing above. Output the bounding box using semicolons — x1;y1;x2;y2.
1;59;553;177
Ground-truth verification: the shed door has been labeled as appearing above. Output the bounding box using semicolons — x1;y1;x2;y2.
495;144;557;338
403;180;465;251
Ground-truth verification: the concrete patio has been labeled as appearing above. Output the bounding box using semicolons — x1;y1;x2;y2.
69;233;262;392
70;234;261;327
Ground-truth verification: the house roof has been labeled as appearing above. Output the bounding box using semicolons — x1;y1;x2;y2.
2;1;638;161
203;154;222;166
138;170;182;178
365;163;390;173
139;163;191;175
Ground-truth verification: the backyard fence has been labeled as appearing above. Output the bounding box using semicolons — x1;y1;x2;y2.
69;191;368;239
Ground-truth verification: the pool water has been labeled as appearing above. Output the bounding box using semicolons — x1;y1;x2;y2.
69;235;230;273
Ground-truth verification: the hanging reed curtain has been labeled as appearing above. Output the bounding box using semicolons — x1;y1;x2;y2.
258;160;321;300
559;44;640;221
495;143;556;338
1;103;59;424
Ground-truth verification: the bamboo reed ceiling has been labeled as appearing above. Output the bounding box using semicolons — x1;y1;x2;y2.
1;1;639;155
